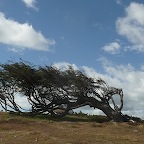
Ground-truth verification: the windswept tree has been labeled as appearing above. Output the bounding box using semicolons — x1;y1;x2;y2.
0;61;128;122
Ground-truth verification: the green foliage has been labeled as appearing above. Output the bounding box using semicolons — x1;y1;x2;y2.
0;61;97;113
0;60;128;122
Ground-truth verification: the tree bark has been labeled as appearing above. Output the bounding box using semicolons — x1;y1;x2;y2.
84;97;127;122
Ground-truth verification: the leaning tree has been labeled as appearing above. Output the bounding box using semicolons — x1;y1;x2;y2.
0;61;129;122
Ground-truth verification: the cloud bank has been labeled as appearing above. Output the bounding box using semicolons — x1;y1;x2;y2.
116;2;144;52
103;41;121;54
0;12;55;52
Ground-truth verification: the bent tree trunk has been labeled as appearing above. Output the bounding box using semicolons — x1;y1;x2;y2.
99;103;126;122
85;97;127;122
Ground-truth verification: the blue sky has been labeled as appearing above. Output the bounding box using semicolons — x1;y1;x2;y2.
1;0;144;118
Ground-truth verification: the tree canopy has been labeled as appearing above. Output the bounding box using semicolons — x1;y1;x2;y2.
0;61;129;122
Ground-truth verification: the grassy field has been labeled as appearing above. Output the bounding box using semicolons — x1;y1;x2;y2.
0;112;144;144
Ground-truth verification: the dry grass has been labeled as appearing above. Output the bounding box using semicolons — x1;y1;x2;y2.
0;112;143;144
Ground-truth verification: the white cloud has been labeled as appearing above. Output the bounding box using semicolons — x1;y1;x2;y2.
53;60;144;119
22;0;38;10
53;62;79;71
116;2;144;52
116;0;122;5
0;12;55;52
15;93;31;111
103;42;121;54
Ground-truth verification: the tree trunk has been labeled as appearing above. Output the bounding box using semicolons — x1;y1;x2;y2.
84;97;128;122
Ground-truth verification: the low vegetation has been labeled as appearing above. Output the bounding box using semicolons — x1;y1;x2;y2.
0;112;144;144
